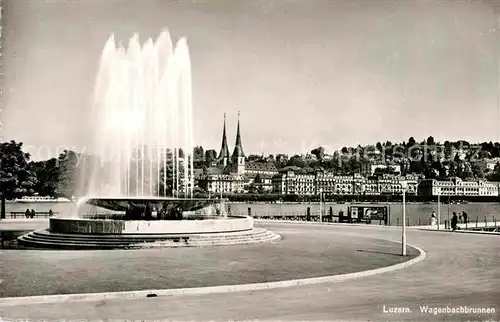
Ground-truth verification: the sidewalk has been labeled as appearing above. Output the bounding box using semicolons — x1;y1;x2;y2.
410;221;500;235
0;218;49;231
410;221;498;230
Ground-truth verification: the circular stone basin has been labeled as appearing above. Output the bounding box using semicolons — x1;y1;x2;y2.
49;216;254;235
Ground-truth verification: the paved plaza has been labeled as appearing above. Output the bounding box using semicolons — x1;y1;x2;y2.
1;222;417;298
1;221;499;321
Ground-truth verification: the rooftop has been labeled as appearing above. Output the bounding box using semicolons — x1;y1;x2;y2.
246;161;278;172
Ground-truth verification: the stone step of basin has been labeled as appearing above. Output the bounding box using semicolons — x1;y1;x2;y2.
17;229;281;249
29;229;271;243
30;228;266;240
21;232;275;246
17;236;279;249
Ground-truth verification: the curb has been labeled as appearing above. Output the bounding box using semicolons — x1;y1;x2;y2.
415;228;500;236
0;244;426;307
0;219;50;223
255;219;400;229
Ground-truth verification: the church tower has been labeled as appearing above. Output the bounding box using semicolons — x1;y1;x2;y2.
217;113;230;167
231;111;245;174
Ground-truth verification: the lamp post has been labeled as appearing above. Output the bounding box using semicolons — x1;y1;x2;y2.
447;194;451;230
437;190;441;230
401;181;408;256
319;188;323;223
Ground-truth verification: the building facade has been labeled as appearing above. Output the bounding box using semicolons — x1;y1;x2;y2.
245;161;279;192
201;174;245;194
273;170;420;196
272;170;316;195
418;177;499;197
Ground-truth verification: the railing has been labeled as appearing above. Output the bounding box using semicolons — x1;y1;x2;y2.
5;211;59;219
231;211;388;225
442;216;500;231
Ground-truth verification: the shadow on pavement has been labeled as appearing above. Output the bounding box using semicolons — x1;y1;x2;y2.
356;249;403;257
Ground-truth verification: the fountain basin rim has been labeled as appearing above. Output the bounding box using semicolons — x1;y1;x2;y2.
49;216;254;235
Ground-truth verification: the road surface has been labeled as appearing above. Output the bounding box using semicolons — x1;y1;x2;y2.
1;221;499;321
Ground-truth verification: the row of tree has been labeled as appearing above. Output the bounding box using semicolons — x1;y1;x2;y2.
0;141;82;200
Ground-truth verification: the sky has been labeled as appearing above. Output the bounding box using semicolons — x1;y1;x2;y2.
2;0;500;160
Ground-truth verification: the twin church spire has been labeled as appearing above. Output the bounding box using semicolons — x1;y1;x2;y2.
232;111;245;159
218;113;230;161
218;112;245;173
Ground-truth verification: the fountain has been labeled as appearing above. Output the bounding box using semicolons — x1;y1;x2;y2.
86;31;194;199
17;30;281;249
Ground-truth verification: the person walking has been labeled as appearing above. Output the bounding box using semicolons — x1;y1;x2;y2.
430;211;437;226
451;212;458;231
462;211;468;224
25;208;30;219
30;209;36;219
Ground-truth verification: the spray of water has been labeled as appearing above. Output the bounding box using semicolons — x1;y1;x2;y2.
84;30;194;198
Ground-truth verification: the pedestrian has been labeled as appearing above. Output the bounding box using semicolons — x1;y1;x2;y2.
48;209;53;217
430;211;437;226
25;208;30;219
451;212;458;231
30;209;36;219
459;213;463;224
462;211;468;224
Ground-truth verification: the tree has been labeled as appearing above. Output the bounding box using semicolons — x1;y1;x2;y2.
286;155;306;168
254;173;263;184
193;146;205;161
178;148;185;159
29;158;60;196
471;160;486;179
426;136;435;146
274;154;288;169
376;142;383;152
489;163;500;181
204;150;217;164
447;161;458;178
0;141;37;218
247;183;258;194
54;150;79;198
158;164;174;196
310;146;325;161
460;162;474;179
407;137;416;148
0;141;36;200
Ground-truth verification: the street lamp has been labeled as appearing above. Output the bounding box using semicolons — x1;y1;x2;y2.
437;189;441;230
319;188;323;223
400;180;409;256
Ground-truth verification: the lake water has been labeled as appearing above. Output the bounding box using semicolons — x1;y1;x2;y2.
5;201;500;227
227;202;500;226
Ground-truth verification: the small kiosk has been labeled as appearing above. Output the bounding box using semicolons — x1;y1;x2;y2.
342;205;390;225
